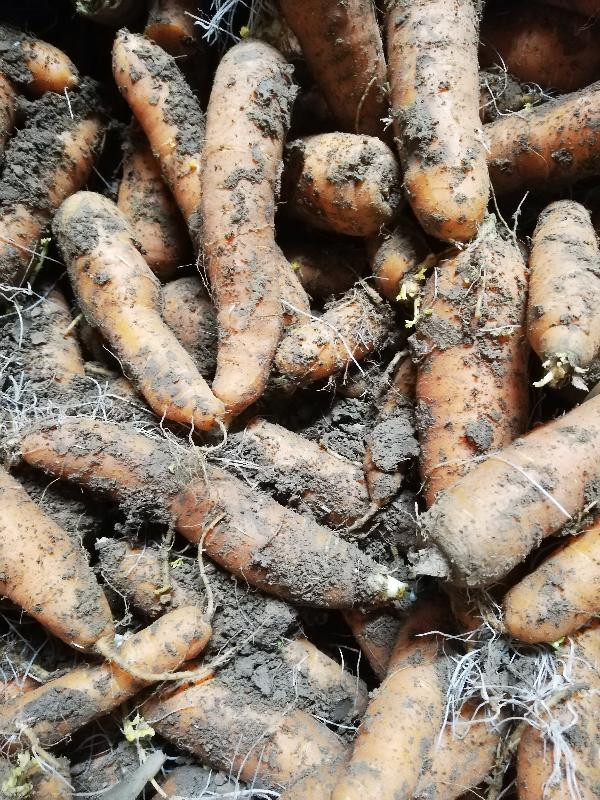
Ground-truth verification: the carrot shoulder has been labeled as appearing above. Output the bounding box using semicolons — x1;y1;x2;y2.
201;39;297;413
53;191;225;431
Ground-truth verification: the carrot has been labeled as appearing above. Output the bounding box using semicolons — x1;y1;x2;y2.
18;416;409;608
201;40;297;414
112;30;203;247
281;237;364;300
504;517;600;643
30;768;72;800
0;86;104;287
117;123;190;281
527;201;600;389
479;69;533;124
162;276;217;379
232;416;371;527
330;598;449;800
278;0;388;138
418;392;600;588
480;2;600;94
0;756;73;800
0;606;209;748
364;353;418;508
52;191;226;431
413;218;529;506
517;623;600;800
386;0;489;242
367;220;433;302
0;466;114;652
0;27;79;95
0;73;17;155
275;285;396;386
486;80;600;196
151;767;227;799
282;133;402;237
143;675;348;788
342;609;402;680
1;675;38;703
145;0;198;57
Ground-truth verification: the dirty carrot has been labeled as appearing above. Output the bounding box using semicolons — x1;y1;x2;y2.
0;26;79;95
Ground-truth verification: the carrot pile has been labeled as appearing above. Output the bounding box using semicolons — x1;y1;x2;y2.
2;1;600;798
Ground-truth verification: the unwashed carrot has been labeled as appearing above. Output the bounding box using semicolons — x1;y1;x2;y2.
281;237;364;300
367;220;433;302
162;276;217;380
0;26;79;95
342;609;402;680
0;74;17;155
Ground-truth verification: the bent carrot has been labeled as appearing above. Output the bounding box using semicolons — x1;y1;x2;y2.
19;416;408;609
53;191;226;431
117;123;190;280
0;27;79;95
0;88;104;286
0;74;17;155
282;133;403;237
0;606;209;748
278;0;388;138
527;201;600;389
275;285;396;386
413;218;529;506
367;221;433;302
504;517;600;643
112;30;203;246
201;39;297;414
162;276;217;379
487;80;600;196
0;466;114;652
419;393;600;588
386;0;489;242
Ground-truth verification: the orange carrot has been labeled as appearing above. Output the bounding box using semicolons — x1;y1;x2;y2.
0;27;79;95
145;0;198;56
281;237;364;300
342;609;402;680
367;220;433;302
0;74;17;155
162;276;217;379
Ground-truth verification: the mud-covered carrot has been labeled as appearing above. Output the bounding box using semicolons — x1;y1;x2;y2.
282;133;402;237
528;201;600;389
145;0;198;56
19;416;409;609
162;276;217;379
367;220;433;302
53;191;226;431
413;218;529;506
201;40;297;413
117;123;190;280
281;237;364;300
0;86;104;286
0;26;79;95
386;0;489;242
278;0;388;138
342;609;402;680
0;74;16;155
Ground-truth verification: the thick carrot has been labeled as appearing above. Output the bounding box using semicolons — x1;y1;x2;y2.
112;30;203;246
275;285;396;386
0;73;17;155
480;1;600;93
53;191;225;431
364;353;418;507
386;0;489;242
282;133;403;237
517;623;600;800
281;237;364;300
367;220;433;302
117;123;190;280
419;393;600;588
0;466;114;652
331;598;449;800
201;40;297;413
414;219;529;506
0;87;104;286
0;27;79;95
504;517;600;643
0;606;209;748
162;276;217;380
143;675;347;788
278;0;388;138
19;417;408;609
527;201;600;389
486;80;600;196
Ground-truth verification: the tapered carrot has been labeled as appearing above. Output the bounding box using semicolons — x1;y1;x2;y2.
278;0;388;138
0;466;114;652
527;201;600;389
112;30;203;246
414;218;529;506
504;517;600;643
117;123;190;280
282;133;403;237
367;220;433;302
53;191;226;431
0;27;79;95
201;40;297;413
386;0;489;242
0;606;209;748
19;417;408;609
487;80;600;196
0;74;17;155
0;88;104;286
418;393;600;588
